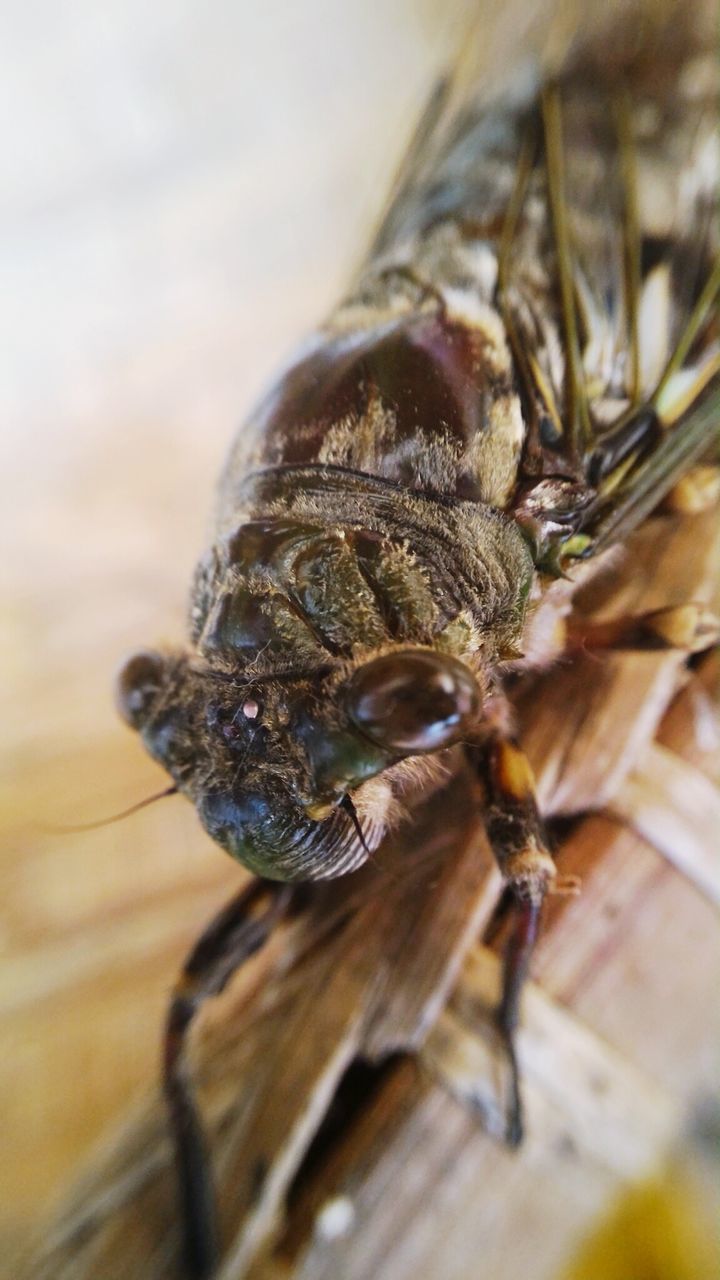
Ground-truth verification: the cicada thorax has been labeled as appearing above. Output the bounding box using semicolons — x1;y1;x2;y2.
197;475;533;666
218;221;529;514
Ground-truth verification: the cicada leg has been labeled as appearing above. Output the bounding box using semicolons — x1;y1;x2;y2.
163;878;293;1279
493;895;542;1147
470;735;565;1147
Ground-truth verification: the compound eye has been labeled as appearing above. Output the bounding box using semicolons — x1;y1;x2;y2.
345;649;481;754
115;650;167;729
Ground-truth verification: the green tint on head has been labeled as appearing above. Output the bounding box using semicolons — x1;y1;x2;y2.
115;643;482;883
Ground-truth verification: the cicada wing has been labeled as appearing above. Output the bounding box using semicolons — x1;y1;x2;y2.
585;388;720;553
503;22;719;560
564;57;720;554
361;1;718;565
365;3;646;266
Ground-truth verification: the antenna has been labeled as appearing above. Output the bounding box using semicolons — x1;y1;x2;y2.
42;785;179;834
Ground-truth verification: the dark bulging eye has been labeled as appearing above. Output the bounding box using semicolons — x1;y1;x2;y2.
345;648;480;754
116;650;167;729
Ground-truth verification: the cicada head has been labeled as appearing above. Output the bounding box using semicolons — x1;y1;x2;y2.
116;645;484;881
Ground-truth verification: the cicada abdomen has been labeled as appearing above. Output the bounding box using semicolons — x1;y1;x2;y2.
115;4;718;1273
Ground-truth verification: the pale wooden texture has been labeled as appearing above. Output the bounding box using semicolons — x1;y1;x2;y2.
3;2;719;1277
17;503;720;1280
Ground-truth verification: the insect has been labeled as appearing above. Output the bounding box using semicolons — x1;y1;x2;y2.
116;7;718;1278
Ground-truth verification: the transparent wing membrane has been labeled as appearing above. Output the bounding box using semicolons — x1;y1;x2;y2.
364;2;718;564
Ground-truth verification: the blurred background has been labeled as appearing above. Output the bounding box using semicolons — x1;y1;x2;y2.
0;0;476;1258
1;1;718;1275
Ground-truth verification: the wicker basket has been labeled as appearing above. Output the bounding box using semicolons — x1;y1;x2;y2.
20;499;720;1280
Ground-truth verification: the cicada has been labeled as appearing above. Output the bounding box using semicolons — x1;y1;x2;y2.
116;6;718;1276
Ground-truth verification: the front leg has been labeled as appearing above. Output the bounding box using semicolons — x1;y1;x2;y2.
163;878;293;1279
468;734;561;1147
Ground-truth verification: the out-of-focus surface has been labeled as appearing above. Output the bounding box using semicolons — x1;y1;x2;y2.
563;1150;720;1280
0;0;473;1254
